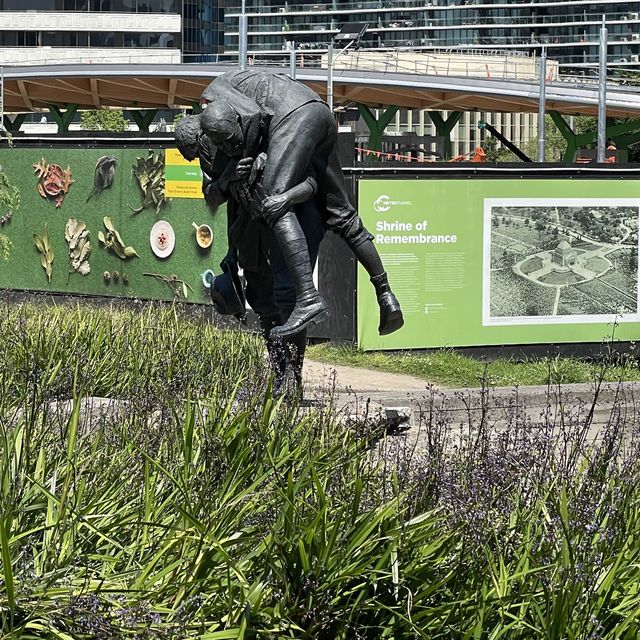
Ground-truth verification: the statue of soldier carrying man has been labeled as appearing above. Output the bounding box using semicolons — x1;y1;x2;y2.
192;69;404;339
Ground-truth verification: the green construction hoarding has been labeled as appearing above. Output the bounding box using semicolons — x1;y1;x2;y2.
357;179;640;350
0;148;226;303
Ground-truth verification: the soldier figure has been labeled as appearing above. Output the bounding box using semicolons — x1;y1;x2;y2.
198;69;404;339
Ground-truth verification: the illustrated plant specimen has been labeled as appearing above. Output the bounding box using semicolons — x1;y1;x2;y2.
0;234;12;261
64;218;91;276
98;216;139;259
33;223;54;281
0;168;20;225
129;151;166;214
87;155;117;201
33;158;74;208
143;272;192;299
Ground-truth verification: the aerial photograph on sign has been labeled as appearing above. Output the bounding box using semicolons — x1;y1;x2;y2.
484;199;640;325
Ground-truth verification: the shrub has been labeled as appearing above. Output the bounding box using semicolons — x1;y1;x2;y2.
80;110;129;132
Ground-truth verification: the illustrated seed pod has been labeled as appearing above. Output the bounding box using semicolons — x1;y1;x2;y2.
113;270;120;281
103;271;111;282
87;156;117;202
123;273;129;285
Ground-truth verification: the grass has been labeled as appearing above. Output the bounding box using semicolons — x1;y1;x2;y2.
3;301;640;638
307;342;640;387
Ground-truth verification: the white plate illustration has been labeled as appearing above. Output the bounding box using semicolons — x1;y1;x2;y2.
150;220;175;259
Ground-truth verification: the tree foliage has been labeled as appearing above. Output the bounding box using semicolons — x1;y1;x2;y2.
481;113;640;164
80;109;129;132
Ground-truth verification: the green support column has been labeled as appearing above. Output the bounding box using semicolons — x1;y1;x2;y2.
612;129;640;149
550;111;640;163
128;109;158;133
357;104;399;157
548;112;579;163
428;111;463;160
48;104;78;133
3;114;26;132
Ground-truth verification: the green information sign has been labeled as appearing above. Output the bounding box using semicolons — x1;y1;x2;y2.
0;148;226;303
358;179;640;350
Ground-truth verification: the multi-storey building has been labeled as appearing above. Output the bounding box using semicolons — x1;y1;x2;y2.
223;1;639;157
0;0;225;65
0;1;225;131
224;0;640;71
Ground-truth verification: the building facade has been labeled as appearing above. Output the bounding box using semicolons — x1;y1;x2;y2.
224;0;640;158
224;0;640;71
0;0;225;65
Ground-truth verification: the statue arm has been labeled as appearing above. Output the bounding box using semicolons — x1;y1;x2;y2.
201;168;228;209
200;144;240;209
261;172;318;223
281;174;317;206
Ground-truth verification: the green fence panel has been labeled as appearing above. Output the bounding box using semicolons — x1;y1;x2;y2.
0;148;227;303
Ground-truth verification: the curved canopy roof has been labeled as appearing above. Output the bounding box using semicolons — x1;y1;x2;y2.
3;63;640;118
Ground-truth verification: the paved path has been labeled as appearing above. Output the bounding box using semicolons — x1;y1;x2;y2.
303;359;640;444
303;359;428;395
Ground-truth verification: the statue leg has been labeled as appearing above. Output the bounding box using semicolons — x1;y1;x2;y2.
263;321;289;396
351;237;404;336
315;147;404;335
269;201;325;394
265;328;307;399
268;211;328;339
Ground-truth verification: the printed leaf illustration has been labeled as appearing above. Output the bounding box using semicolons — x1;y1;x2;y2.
99;216;139;260
0;234;11;261
129;151;166;215
33;158;74;208
34;223;54;282
65;218;91;276
0;168;20;222
143;272;192;300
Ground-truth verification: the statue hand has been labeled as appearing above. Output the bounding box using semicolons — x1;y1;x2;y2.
235;157;254;180
248;152;267;186
236;183;251;209
262;193;290;222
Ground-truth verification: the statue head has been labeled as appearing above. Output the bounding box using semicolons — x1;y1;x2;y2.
175;115;202;162
200;101;244;158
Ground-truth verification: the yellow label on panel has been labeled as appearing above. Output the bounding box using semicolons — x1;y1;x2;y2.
165;180;204;198
165;148;204;199
165;148;199;166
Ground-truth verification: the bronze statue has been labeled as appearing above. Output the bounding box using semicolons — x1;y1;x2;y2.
198;70;404;339
176;115;324;397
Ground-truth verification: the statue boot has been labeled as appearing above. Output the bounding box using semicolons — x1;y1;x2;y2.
351;238;404;336
370;273;404;335
270;212;328;339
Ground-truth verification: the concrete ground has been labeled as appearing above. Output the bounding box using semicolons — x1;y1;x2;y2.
302;359;640;443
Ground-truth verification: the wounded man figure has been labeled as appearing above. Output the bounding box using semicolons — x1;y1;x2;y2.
197;68;404;339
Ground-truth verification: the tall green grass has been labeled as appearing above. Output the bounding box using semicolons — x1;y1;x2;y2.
1;302;640;638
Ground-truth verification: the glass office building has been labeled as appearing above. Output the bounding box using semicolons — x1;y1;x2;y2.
225;0;640;71
223;1;638;158
0;0;225;64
